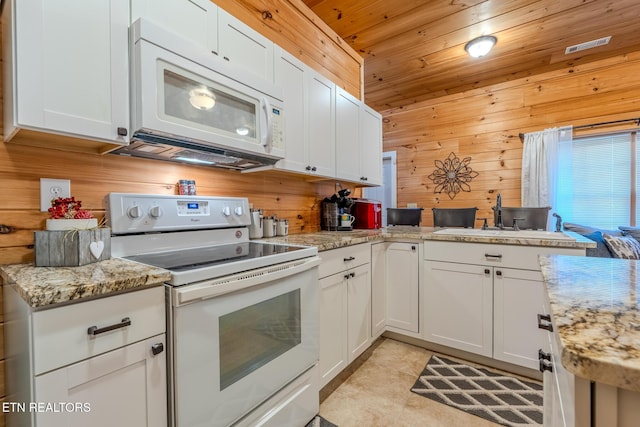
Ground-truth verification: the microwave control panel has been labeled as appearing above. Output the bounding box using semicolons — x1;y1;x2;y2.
271;107;284;151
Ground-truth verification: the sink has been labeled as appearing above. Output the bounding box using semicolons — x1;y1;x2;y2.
433;228;575;240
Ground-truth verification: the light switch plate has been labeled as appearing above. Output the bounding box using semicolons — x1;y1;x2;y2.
40;178;71;211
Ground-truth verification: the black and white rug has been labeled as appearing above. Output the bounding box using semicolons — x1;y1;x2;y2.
411;355;543;426
305;415;338;427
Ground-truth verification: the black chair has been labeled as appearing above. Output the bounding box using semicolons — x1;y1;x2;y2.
432;207;478;228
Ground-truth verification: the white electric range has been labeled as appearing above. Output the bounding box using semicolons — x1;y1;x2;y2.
106;193;320;427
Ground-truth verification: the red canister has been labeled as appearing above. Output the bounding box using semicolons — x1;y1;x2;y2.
351;199;382;229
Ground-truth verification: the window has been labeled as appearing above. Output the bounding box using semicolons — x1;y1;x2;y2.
556;132;637;228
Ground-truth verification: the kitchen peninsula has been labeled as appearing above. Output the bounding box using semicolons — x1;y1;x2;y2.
540;255;640;427
266;228;595;381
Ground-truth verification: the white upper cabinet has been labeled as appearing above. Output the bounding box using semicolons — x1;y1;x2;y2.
131;2;274;83
273;48;307;173
218;8;275;83
272;47;335;178
306;70;336;177
360;105;383;185
131;0;218;53
335;87;361;182
3;0;130;150
335;88;383;186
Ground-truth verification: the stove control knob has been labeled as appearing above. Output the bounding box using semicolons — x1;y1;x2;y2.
222;206;231;217
149;206;162;219
127;205;142;219
234;206;243;216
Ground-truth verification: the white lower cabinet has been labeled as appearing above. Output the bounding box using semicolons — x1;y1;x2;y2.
494;268;545;369
424;241;585;369
386;242;420;334
539;302;591;427
4;285;167;427
424;261;493;357
318;244;371;388
347;264;372;361
319;272;348;386
370;242;387;338
34;334;166;427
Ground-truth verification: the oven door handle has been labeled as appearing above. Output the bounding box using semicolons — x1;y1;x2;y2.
174;256;320;305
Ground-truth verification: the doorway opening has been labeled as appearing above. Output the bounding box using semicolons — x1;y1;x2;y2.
363;151;397;226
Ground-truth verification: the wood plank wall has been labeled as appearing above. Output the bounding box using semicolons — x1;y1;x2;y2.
381;51;640;227
0;1;360;421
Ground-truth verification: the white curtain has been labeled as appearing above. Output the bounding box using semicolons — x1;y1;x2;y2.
521;126;573;230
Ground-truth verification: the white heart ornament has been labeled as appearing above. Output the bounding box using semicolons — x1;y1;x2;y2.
90;241;105;259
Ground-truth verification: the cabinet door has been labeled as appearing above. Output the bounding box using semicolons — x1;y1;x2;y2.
335;87;361;182
34;335;167;427
347;263;372;362
319;273;348;388
541;321;564;427
131;0;218;53
218;8;275;82
371;242;387;338
359;105;383;185
493;268;544;369
424;261;493;357
274;48;307;174
386;242;420;333
306;71;336;177
13;0;129;144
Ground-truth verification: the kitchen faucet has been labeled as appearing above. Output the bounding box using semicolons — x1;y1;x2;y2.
552;213;563;232
495;193;503;229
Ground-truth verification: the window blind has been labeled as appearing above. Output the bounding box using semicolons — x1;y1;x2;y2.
557;133;632;229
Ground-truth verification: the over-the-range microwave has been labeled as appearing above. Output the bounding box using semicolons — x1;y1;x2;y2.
113;19;285;170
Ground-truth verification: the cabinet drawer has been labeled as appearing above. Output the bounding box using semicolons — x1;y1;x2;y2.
424;241;584;270
318;243;370;278
33;286;165;375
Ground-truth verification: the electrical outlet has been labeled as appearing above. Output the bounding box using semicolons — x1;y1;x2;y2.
40;178;71;212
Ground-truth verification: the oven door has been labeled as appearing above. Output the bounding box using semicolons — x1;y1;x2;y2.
168;258;319;427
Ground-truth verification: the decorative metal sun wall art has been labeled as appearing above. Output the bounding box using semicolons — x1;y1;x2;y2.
428;152;479;199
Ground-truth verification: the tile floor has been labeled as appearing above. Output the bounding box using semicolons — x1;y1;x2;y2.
319;337;502;427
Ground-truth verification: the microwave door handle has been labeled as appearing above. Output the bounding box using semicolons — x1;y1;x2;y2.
261;97;273;149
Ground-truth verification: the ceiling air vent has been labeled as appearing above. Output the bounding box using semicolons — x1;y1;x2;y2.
565;36;611;54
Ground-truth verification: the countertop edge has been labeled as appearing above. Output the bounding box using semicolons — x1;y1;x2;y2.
539;254;640;393
1;259;171;310
264;228;595;251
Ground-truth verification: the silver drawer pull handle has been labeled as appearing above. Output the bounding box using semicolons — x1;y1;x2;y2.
539;359;553;373
537;313;554;332
87;317;131;336
485;253;503;260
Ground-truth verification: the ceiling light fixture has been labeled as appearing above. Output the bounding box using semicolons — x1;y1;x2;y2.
188;87;216;110
464;35;497;58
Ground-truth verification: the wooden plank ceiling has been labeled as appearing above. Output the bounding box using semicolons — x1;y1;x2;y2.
302;0;640;112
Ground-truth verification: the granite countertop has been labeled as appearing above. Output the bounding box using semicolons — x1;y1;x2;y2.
539;255;640;392
1;227;592;310
264;227;595;251
0;258;171;310
262;227;439;250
